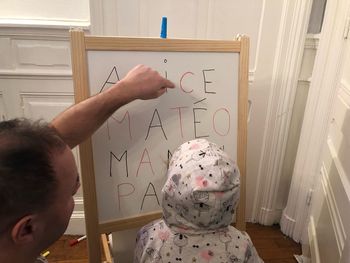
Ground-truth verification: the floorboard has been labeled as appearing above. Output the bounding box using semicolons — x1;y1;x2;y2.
45;223;301;262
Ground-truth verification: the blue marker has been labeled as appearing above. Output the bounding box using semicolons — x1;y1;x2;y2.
160;17;167;39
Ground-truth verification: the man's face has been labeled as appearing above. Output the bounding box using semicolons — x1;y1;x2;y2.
39;146;80;247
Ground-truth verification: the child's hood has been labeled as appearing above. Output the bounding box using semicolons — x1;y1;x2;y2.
161;139;240;234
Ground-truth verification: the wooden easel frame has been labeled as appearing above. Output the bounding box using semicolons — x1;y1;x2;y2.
70;29;249;262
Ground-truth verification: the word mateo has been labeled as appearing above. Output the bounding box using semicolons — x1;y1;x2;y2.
107;106;231;141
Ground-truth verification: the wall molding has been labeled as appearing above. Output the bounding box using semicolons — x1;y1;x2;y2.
328;139;350;208
0;70;72;78
251;0;313;225
308;216;321;263
0;18;90;29
321;163;346;253
88;0;105;35
19;92;74;100
0;23;89;40
258;207;283;225
0;24;77;78
280;0;350;242
0;91;8;121
73;197;85;211
0;26;71;40
252;0;266;73
305;34;320;49
306;160;346;262
65;211;86;235
298;79;311;85
341;80;350;94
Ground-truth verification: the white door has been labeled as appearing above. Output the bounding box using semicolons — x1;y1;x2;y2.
308;3;350;262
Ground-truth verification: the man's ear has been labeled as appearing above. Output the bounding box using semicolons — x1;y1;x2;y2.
11;215;38;244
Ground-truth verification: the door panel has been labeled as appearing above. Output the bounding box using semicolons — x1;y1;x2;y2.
310;6;350;262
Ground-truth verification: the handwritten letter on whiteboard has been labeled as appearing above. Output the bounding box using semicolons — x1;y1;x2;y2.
87;51;239;223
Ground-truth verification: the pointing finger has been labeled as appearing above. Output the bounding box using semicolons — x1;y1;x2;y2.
162;79;175;89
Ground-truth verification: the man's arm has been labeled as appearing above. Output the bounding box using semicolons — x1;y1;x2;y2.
51;65;174;148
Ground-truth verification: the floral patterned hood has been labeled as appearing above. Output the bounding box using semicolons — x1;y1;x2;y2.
161;139;240;234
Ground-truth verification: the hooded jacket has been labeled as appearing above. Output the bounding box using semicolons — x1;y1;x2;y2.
134;139;263;263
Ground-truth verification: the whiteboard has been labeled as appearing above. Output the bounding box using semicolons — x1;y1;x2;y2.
87;51;239;223
70;31;248;262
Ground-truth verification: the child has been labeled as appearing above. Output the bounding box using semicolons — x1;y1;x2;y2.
134;139;263;263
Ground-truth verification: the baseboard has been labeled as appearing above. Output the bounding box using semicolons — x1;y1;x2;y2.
65;211;86;235
259;207;282;225
280;209;296;236
308;216;320;263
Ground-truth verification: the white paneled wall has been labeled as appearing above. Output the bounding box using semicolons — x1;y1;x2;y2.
1;38;71;76
15;41;70;70
0;25;86;234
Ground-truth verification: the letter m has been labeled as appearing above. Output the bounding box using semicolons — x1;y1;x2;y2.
110;151;128;177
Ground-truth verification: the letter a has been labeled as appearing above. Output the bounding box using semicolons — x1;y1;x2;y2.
136;148;155;176
140;182;160;210
100;66;120;93
145;109;168;140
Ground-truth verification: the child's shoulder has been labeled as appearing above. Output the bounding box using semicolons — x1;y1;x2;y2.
139;218;164;231
227;225;254;244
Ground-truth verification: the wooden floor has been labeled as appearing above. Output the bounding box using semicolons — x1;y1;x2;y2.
247;224;301;263
46;223;301;263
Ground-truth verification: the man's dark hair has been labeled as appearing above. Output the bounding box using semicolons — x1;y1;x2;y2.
0;118;67;233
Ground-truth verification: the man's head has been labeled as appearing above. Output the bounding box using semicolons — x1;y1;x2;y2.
0;119;80;257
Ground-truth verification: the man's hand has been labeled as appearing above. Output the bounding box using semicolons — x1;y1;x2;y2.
117;64;175;101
